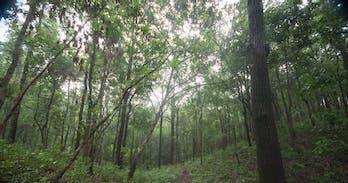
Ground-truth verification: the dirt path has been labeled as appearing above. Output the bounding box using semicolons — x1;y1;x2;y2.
175;164;192;183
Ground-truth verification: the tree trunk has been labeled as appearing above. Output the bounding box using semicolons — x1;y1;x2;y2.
7;55;29;143
85;33;98;176
247;0;285;182
340;45;348;70
170;99;175;164
42;80;57;148
115;91;130;167
61;80;70;150
304;99;315;126
128;68;174;180
0;26;80;131
176;107;180;163
243;104;252;146
75;72;88;150
199;101;203;165
158;112;163;168
276;67;296;146
0;1;37;109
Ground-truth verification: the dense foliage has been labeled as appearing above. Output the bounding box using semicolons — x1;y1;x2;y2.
0;0;347;182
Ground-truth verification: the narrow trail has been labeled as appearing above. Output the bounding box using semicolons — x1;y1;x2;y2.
175;164;192;183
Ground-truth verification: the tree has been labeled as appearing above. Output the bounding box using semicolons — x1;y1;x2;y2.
0;1;37;109
247;0;285;182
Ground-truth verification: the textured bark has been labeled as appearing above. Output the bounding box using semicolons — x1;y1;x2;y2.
247;0;285;182
0;1;37;109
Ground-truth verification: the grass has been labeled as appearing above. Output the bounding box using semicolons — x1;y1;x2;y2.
0;140;181;183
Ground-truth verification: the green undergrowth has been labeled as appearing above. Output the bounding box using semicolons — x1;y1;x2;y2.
0;140;181;183
133;165;181;183
186;111;348;183
282;111;348;183
1;112;347;183
186;144;257;183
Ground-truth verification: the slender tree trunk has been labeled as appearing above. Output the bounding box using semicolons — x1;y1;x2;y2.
170;99;175;164
340;45;348;70
63;125;70;150
285;59;296;141
176;107;180;163
304;99;315;126
199;101;203;165
7;55;30;143
247;0;285;182
243;104;252;146
158;112;163;168
128;68;174;180
85;33;98;176
0;1;37;109
42;81;57;148
112;112;121;163
115;57;133;167
116;18;136;167
75;72;88;150
115;91;129;167
61;80;70;149
276;67;296;146
232;125;240;165
129;129;135;165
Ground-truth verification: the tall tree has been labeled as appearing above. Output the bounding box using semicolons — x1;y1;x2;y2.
0;1;37;109
247;0;285;182
6;51;30;143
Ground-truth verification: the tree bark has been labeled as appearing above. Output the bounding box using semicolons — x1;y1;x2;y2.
247;0;286;182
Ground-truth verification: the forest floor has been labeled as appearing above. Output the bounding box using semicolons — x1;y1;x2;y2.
174;164;192;183
1;115;348;183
